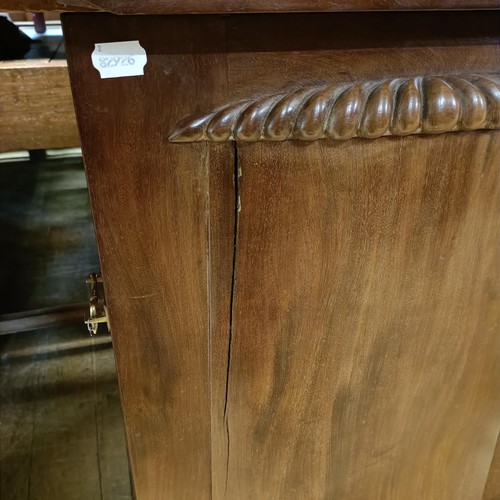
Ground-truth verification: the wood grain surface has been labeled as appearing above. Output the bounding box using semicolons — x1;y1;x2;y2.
483;433;500;499
0;328;131;499
63;14;229;500
63;11;500;499
5;0;500;13
206;143;237;500
169;75;500;143
224;133;500;499
0;60;79;152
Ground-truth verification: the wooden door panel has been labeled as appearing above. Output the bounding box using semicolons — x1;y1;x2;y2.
222;134;500;499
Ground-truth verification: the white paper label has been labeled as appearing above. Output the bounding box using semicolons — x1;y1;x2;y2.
91;41;147;79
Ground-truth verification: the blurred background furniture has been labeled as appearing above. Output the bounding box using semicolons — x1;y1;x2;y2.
0;13;131;500
0;14;79;154
0;14;83;335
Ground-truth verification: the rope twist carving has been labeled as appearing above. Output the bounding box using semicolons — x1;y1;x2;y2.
169;75;500;143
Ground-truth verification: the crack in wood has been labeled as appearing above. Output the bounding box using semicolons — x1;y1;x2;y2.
223;141;240;496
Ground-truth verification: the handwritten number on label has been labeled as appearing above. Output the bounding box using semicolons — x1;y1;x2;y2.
99;56;136;68
92;41;146;78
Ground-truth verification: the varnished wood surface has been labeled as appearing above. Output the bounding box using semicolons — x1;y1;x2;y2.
169;75;500;142
173;11;500;144
483;433;500;499
63;11;500;499
0;0;97;11
225;11;500;97
4;0;500;13
63;14;229;500
206;144;237;500
0;60;79;152
224;133;500;499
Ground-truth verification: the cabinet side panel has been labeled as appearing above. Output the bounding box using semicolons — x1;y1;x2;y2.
63;14;228;499
225;133;500;499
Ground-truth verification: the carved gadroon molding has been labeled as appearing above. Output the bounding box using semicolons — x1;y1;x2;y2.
169;75;500;142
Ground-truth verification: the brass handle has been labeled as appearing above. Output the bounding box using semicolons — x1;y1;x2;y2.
84;272;110;336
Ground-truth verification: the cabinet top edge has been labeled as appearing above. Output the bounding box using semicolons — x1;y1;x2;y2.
3;0;500;14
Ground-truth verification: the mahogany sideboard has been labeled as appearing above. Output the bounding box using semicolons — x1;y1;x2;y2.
52;3;500;498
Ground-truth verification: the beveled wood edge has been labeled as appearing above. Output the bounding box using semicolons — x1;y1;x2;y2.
4;0;500;14
0;0;99;12
169;74;500;143
0;59;68;69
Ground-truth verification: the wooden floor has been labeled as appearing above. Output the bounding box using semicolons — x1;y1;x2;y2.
0;326;132;500
0;148;131;499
